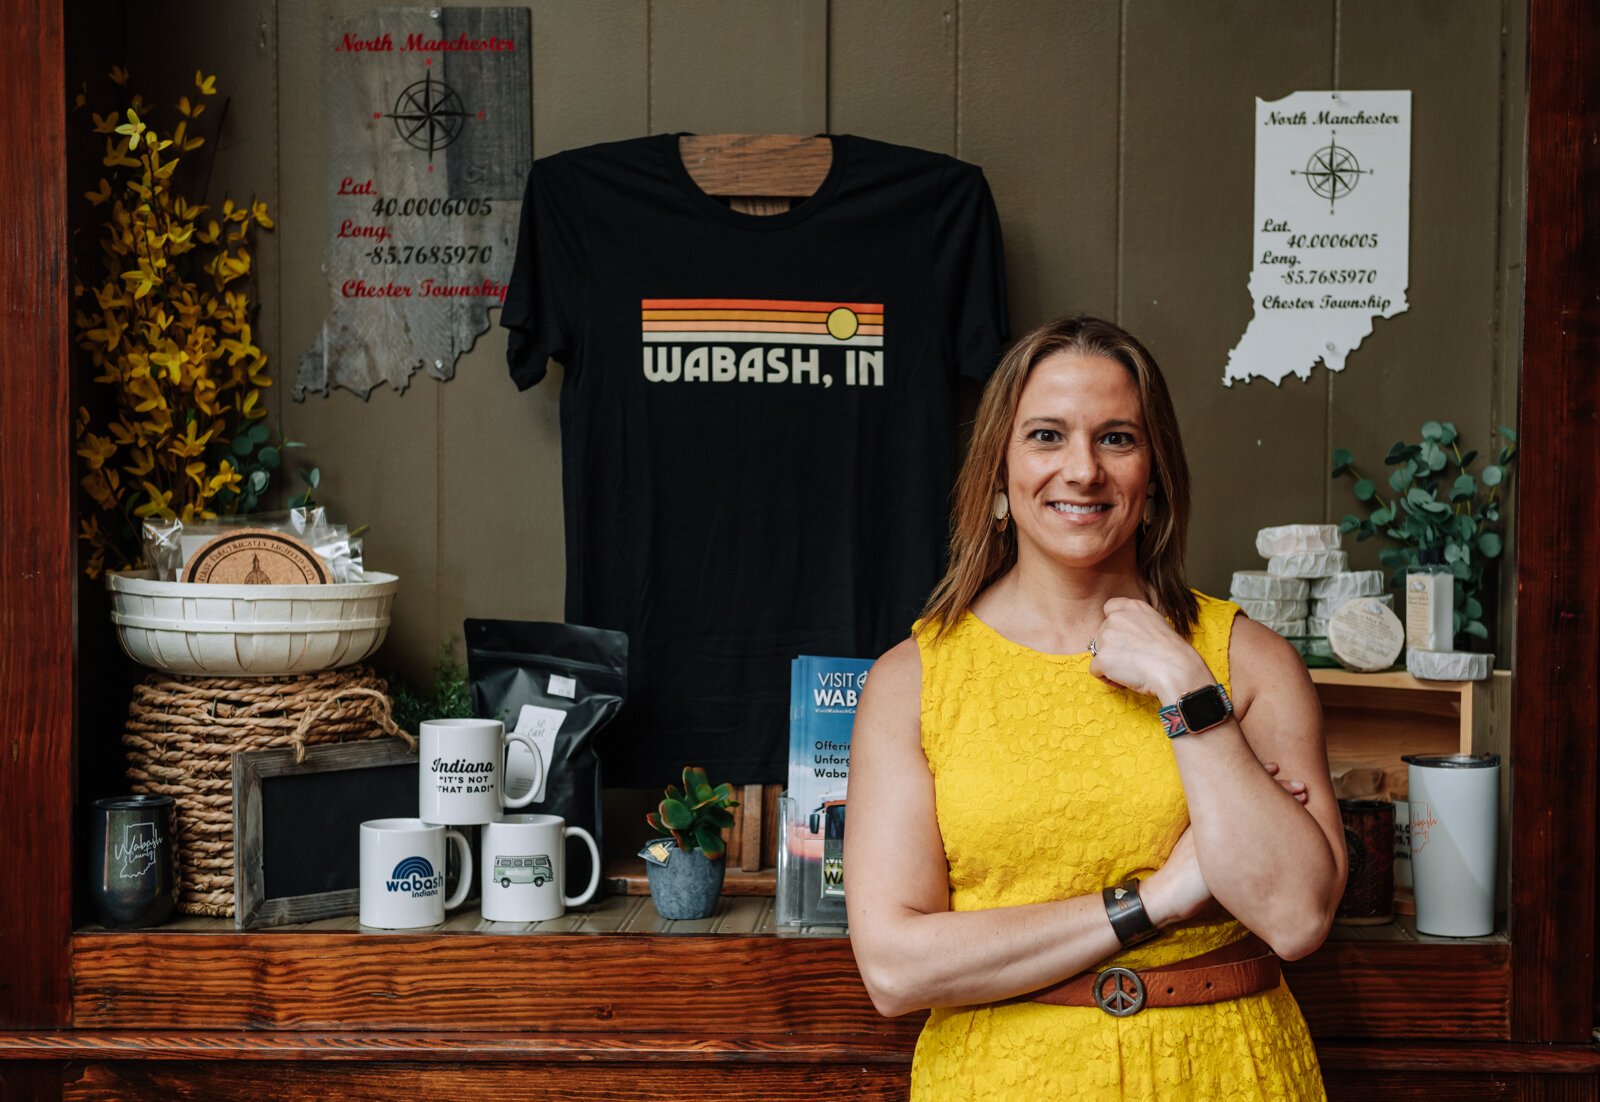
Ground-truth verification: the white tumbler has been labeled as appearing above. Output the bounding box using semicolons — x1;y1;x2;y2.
1403;753;1501;937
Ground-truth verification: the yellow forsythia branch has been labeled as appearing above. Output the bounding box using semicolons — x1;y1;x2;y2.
72;68;276;578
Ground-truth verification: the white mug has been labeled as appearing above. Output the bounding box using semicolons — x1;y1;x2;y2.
480;813;601;923
419;718;544;825
359;817;473;929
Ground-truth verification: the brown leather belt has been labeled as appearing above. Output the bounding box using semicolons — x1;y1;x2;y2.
1030;934;1280;1017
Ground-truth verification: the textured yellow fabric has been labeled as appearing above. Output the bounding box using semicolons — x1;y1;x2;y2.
909;592;1325;1100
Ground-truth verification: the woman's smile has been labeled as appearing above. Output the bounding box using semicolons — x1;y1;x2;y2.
1046;500;1113;522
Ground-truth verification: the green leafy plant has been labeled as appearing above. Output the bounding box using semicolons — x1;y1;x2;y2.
287;463;321;510
390;638;472;735
1331;421;1517;645
645;766;740;860
228;421;307;514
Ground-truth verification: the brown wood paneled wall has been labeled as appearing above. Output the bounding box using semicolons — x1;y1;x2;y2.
121;1;1527;686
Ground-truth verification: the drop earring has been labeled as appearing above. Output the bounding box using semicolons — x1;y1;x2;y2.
992;491;1010;533
1142;487;1157;527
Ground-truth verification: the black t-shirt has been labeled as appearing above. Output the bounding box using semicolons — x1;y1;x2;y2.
502;132;1008;784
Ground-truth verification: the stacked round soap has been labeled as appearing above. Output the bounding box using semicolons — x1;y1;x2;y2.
1327;598;1405;672
1254;524;1342;558
1304;571;1388;635
1406;648;1493;681
1230;526;1349;638
1310;570;1385;601
1228;571;1309;636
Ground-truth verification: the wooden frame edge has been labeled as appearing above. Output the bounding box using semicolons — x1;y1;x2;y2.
1512;0;1600;1043
233;739;420;930
0;0;72;1031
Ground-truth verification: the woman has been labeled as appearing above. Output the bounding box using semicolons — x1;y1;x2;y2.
845;316;1345;1099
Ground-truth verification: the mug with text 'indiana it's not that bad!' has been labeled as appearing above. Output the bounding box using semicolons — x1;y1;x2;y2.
359;817;473;929
418;717;543;826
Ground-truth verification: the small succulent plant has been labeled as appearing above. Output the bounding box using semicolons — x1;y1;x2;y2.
645;766;740;860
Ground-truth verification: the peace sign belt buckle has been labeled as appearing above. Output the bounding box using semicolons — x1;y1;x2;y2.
1093;966;1147;1017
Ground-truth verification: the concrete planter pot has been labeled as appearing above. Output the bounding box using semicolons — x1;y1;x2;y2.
646;845;726;920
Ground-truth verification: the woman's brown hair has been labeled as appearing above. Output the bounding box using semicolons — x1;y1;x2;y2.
920;316;1199;639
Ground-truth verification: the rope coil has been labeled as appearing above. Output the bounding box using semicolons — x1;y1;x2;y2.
123;666;412;917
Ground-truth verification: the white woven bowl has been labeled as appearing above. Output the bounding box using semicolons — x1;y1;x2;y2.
107;571;399;677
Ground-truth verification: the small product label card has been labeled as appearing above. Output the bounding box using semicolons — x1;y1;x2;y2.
639;838;677;868
547;674;578;700
509;703;566;803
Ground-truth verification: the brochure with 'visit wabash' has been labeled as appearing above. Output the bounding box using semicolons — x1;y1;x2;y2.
778;655;872;926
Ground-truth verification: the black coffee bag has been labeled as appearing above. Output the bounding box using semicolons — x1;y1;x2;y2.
465;620;628;889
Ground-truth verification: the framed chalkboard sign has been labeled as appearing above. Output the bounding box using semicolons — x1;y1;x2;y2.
232;739;419;929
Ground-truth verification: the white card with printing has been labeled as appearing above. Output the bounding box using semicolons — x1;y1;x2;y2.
507;704;565;803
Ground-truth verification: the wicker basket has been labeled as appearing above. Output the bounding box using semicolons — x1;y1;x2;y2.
122;665;413;916
107;570;399;678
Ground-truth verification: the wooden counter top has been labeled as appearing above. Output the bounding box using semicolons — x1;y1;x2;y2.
66;893;1508;1040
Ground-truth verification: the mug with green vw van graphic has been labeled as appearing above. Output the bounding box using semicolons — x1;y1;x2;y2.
481;813;600;922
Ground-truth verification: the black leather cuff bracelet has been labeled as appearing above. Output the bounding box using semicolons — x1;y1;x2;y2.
1102;878;1161;949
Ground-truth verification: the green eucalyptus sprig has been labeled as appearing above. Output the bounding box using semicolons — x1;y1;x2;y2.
645;766;740;860
1331;421;1516;646
226;421;304;514
287;464;322;510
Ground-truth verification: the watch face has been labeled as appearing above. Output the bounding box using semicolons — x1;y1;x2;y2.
1178;686;1230;733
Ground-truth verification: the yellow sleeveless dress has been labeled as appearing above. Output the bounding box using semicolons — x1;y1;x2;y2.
909;592;1325;1100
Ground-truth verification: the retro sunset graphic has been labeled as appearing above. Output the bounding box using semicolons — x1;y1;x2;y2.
641;298;884;347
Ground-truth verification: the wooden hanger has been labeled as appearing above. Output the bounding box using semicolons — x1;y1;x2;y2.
678;134;832;215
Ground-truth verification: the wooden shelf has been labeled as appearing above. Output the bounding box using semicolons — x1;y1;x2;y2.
76;897;1496;944
603;856;777;897
66;894;1508;1040
1308;667;1512;765
1308;667;1513;911
77;892;849;938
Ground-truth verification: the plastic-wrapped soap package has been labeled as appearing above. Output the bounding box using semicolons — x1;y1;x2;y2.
1267;550;1349;578
1230;571;1311;601
1254;524;1342;558
1406;648;1493;681
141;507;364;583
1291;636;1335;658
1311;592;1392;620
1234;597;1309;620
1309;570;1385;600
1257;617;1309;637
1327;598;1405;672
1307;615;1332;637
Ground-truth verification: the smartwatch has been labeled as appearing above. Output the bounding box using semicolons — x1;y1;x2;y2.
1158;683;1233;738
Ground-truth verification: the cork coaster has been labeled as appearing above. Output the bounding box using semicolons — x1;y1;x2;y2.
182;528;328;585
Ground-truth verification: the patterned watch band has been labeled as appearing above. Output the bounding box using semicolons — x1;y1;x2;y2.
1157;683;1233;738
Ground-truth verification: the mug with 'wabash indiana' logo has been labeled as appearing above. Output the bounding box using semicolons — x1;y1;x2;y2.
359;817;473;929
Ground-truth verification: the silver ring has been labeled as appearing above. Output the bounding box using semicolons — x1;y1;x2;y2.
1087;638;1098;658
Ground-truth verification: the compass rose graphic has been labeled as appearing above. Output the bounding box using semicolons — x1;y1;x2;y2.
1291;131;1373;213
382;70;473;165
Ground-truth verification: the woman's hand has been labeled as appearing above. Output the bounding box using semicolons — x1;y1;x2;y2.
1087;597;1214;703
1264;761;1310;805
1141;825;1212;927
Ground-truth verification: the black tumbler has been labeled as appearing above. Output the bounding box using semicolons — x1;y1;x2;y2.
89;795;177;928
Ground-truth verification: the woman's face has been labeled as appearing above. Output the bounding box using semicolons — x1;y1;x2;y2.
1003;350;1152;575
